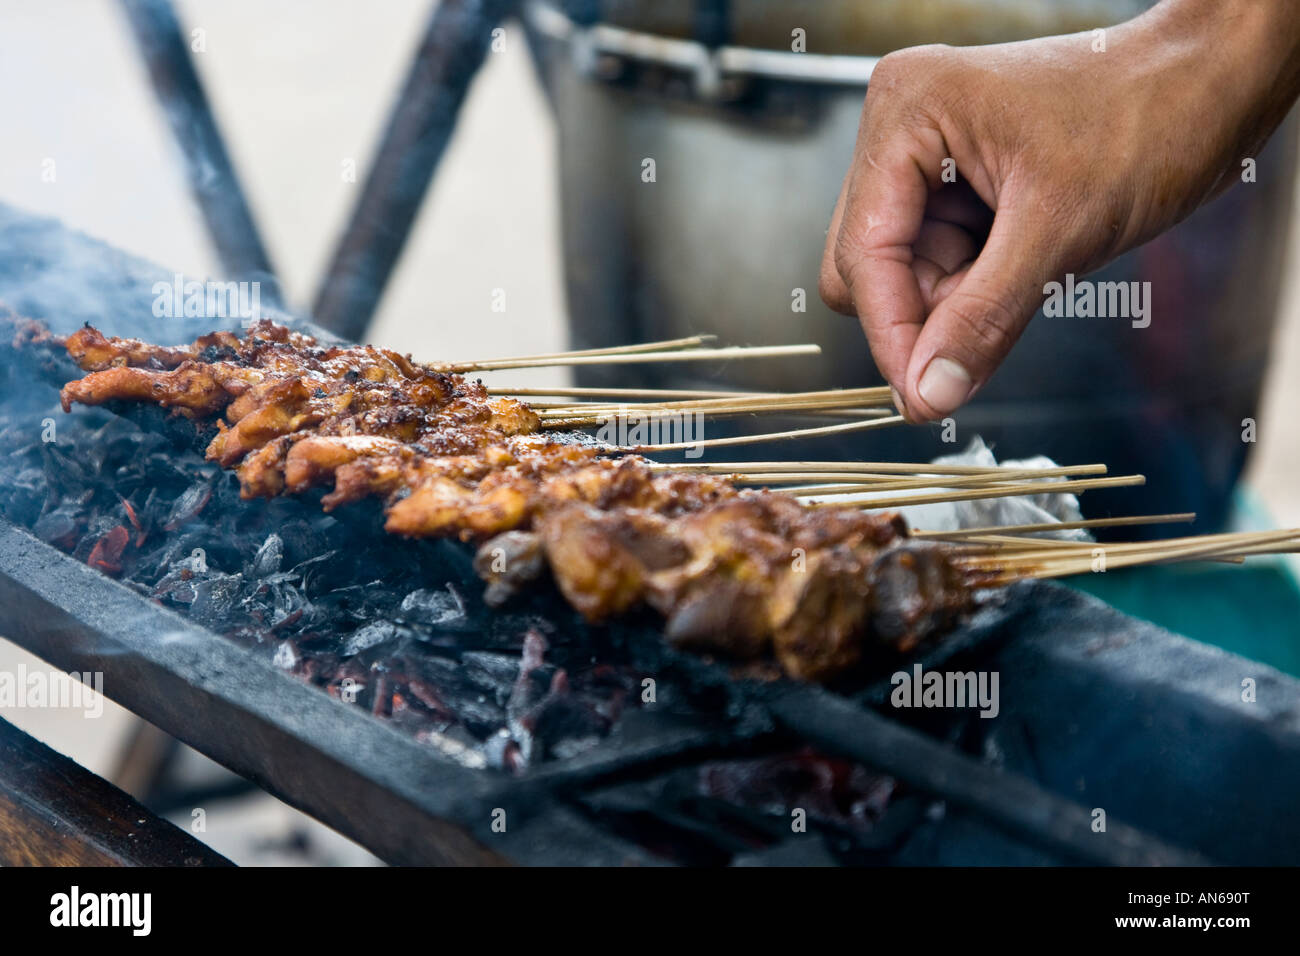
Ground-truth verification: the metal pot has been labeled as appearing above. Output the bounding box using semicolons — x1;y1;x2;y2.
525;0;1299;534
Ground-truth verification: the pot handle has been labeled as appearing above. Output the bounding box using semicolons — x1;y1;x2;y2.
694;0;732;47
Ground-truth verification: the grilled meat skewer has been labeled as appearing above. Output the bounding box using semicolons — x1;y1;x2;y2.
56;321;978;681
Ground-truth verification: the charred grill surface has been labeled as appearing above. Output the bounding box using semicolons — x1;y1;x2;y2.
51;321;980;682
4;214;1287;868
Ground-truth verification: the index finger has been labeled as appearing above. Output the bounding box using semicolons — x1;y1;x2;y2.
832;130;940;395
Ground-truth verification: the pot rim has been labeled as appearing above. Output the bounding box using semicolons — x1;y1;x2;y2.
526;1;879;94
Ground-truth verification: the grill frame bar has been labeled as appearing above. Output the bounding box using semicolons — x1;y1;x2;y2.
0;516;1212;865
0;207;1289;865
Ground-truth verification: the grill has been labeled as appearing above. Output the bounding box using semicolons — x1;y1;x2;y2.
2;202;1299;866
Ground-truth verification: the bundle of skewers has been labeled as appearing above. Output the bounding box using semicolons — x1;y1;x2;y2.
38;318;1300;682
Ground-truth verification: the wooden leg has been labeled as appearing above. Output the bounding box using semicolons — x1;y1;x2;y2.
0;715;232;866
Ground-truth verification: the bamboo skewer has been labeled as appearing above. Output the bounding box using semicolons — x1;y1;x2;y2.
535;389;897;428
490;385;775;400
534;386;894;414
724;464;1108;486
969;528;1300;583
631;415;907;451
804;474;1146;510
541;406;898;429
539;397;890;415
540;405;897;426
967;528;1297;569
430;343;1300;584
653;460;1095;476
912;513;1196;539
938;534;1099;551
963;526;1280;566
942;534;1248;566
779;466;1110;497
538;401;890;413
444;334;717;370
433;343;821;373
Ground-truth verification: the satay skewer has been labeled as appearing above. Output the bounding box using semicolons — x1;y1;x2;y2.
968;528;1300;583
911;513;1196;538
541;404;898;429
804;474;1146;509
630;414;907;451
432;343;822;373
491;385;777;400
651;460;1097;476
533;385;895;415
779;465;1109;497
443;334;716;368
725;464;1107;486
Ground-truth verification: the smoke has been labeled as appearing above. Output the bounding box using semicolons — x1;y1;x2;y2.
0;201;295;341
0;205;649;769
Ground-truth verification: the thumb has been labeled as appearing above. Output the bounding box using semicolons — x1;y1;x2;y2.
900;204;1056;421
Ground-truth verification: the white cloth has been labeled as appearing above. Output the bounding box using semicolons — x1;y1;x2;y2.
801;437;1092;540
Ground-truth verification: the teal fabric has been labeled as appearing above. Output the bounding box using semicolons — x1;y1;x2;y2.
1065;489;1300;677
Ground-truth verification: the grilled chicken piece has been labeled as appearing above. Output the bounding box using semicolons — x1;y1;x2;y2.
474;530;549;606
62;320;539;496
56;320;979;682
59;361;266;416
62;321;312;371
527;497;928;680
383;455;737;541
63;325;218;370
867;543;975;653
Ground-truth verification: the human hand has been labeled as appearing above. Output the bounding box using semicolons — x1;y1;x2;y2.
820;0;1300;421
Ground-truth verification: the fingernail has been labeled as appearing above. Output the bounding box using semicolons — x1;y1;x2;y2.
918;357;972;415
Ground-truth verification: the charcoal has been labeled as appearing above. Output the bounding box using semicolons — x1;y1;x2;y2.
397;587;465;626
482;729;523;772
13;465;47;493
0;341;691;770
389;690;452;734
153;570;198;606
286;550;339;586
87;525;130;575
460;652;522;702
314;583;368;614
257;579;315;631
442;691;507;738
485;614;551;649
250;533;284;577
698;749;897;834
163;478;215;530
39;443;89;493
72;514;123;562
188;571;246;628
325;659;370;703
390;651;463;688
532;694;609;759
272;639;302;671
341;620;405;657
32;506;80;548
143;534;208;583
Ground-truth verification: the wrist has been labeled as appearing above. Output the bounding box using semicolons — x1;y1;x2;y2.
1102;0;1300;224
1137;0;1300;145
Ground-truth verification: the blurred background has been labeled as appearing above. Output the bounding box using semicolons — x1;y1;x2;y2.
2;0;1298;863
